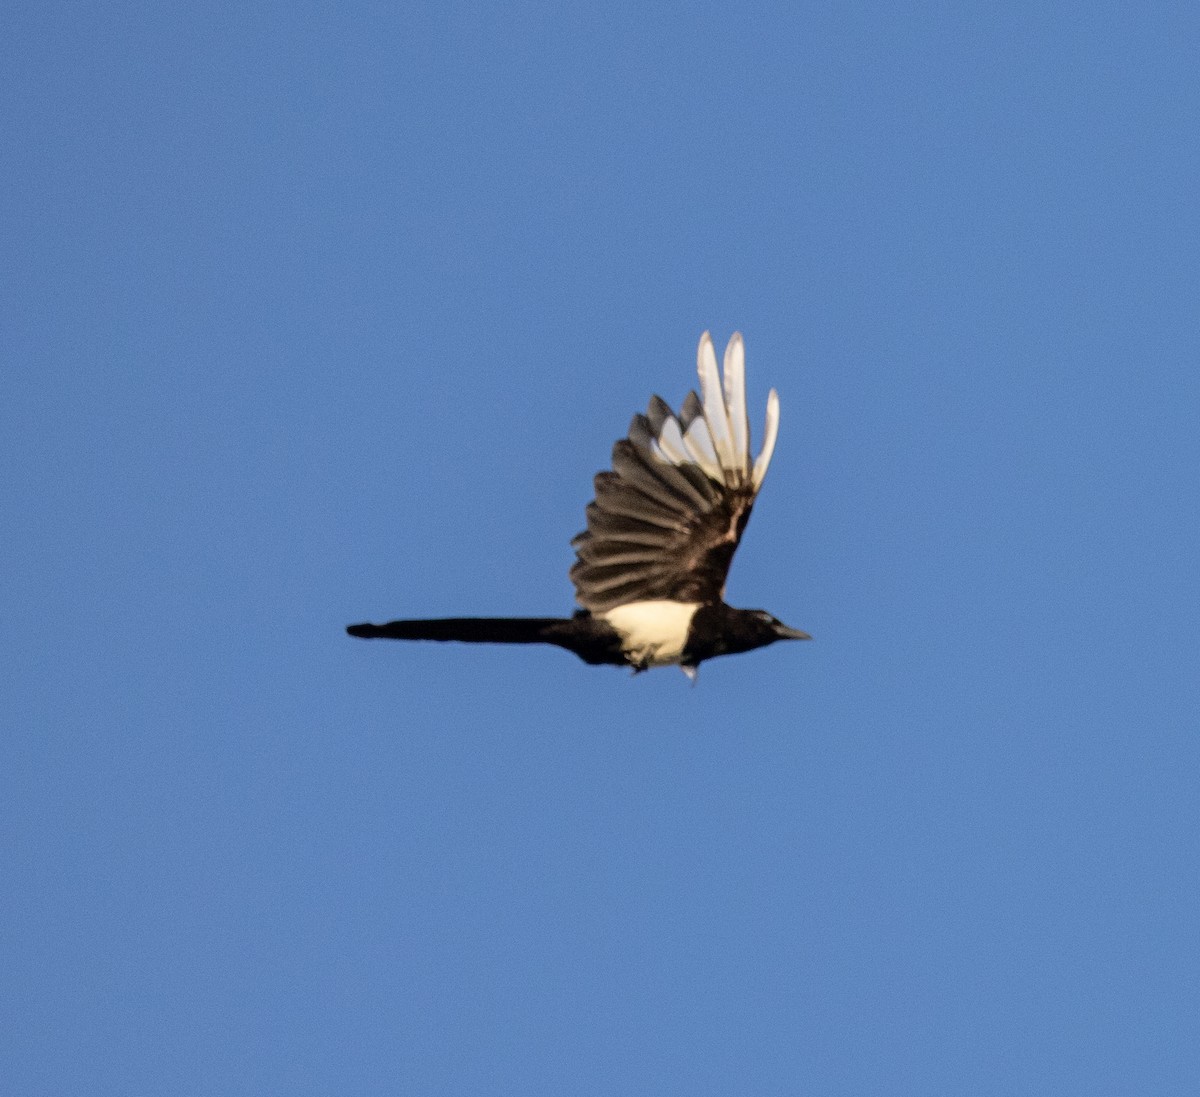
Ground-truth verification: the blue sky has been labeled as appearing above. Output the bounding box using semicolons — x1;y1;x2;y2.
4;2;1199;1093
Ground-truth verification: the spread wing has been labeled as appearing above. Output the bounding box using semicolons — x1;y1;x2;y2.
570;332;781;613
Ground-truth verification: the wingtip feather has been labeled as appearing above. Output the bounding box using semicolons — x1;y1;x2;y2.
751;388;780;491
722;332;749;476
696;331;738;477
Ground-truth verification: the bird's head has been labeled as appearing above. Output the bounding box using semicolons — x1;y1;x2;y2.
717;607;811;655
750;609;811;644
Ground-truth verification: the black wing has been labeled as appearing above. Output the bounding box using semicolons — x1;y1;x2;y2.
569;332;780;613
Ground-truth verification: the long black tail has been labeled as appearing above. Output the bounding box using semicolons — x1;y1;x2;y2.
346;617;568;645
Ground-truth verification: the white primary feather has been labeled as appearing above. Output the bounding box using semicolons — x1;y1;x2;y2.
651;415;691;466
682;416;724;482
751;388;780;491
722;332;750;475
696;333;738;475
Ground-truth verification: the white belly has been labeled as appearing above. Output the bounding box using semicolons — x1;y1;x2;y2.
601;600;701;667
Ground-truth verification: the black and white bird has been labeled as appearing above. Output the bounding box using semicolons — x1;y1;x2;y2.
347;331;810;680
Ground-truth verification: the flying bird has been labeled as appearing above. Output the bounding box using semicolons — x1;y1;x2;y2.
347;331;810;679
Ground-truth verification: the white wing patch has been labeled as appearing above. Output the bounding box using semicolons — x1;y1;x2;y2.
652;332;780;492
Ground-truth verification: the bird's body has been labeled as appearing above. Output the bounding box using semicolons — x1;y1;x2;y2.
347;332;810;678
599;600;700;667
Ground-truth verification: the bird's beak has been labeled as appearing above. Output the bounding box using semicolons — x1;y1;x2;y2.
775;624;812;641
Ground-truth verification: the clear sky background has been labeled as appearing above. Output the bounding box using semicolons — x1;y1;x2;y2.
4;2;1199;1093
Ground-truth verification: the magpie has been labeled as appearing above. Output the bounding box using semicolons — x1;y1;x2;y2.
347;332;810;679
